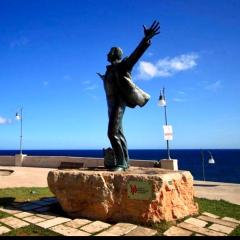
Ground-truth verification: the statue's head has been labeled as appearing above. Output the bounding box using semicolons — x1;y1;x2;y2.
107;47;123;63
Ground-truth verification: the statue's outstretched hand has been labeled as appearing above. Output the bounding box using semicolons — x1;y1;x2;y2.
143;20;160;41
97;72;105;80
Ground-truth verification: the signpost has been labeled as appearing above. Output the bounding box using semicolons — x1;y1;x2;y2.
163;125;173;141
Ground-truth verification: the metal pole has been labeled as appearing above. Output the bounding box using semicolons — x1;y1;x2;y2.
20;108;23;155
164;105;170;159
201;150;205;181
163;88;170;160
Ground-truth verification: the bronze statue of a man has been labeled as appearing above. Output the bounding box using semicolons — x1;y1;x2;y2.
98;21;160;171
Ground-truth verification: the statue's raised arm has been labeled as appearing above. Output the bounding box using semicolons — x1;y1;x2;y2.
126;20;160;70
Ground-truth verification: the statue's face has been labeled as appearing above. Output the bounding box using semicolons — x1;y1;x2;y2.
107;47;122;63
107;48;116;63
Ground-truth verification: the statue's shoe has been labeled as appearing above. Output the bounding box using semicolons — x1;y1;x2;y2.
111;166;125;172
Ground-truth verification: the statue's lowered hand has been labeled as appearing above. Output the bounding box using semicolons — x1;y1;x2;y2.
143;20;160;41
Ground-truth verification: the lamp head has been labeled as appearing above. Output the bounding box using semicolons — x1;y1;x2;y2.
208;151;215;164
158;90;166;107
16;113;21;120
208;157;215;164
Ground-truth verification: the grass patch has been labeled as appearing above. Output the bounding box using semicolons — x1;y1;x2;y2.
0;187;53;206
148;198;240;236
196;197;240;236
2;225;61;236
195;197;240;219
0;211;11;219
150;221;175;236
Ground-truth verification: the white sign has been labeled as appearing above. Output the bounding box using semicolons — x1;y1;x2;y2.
163;125;173;141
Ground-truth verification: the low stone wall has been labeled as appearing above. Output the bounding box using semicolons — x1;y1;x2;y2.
0;155;157;169
0;156;15;166
22;156;105;168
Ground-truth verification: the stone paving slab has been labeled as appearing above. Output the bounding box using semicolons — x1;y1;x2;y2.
95;231;118;236
125;226;158;236
0;225;11;235
95;223;137;236
0;216;30;229
208;223;235;234
163;226;193;236
23;215;47;224
36;217;71;229
34;206;50;213
177;222;226;236
31;200;52;206
184;217;208;228
64;219;92;228
0;207;21;215
221;217;240;224
80;221;111;234
44;198;57;203
197;215;238;228
36;213;57;220
21;204;42;211
202;212;220;219
14;211;34;219
41;198;58;204
50;224;91;236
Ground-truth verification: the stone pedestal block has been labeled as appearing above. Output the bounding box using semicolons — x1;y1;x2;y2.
160;159;178;171
47;167;198;224
15;154;27;166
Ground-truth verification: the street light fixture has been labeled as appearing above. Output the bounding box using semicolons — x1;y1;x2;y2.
201;150;215;181
158;87;171;160
16;107;23;155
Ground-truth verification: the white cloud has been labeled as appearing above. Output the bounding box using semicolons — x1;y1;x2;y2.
172;98;186;102
10;37;29;48
81;80;98;91
178;91;186;95
63;75;72;81
136;53;199;80
82;80;91;85
43;81;49;86
0;116;12;125
205;80;222;91
85;84;98;91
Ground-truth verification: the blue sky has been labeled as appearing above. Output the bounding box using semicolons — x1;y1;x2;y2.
0;0;240;150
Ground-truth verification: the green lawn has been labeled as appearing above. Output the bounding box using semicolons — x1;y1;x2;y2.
195;198;240;236
2;225;61;236
0;187;53;205
0;187;239;236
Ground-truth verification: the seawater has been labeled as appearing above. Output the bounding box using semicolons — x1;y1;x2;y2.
0;149;239;184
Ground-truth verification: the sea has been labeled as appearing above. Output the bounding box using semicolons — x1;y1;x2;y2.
0;149;239;184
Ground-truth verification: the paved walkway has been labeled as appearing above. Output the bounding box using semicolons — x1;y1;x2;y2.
194;180;240;205
0;198;239;236
1;166;239;205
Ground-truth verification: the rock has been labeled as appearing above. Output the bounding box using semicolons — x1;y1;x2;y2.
47;167;198;224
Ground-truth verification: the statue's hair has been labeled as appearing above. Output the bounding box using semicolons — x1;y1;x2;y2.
110;47;123;60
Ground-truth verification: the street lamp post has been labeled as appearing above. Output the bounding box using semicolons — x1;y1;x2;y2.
201;150;215;181
158;87;171;159
16;108;23;155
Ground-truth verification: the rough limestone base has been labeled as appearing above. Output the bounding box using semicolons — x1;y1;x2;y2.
47;167;198;224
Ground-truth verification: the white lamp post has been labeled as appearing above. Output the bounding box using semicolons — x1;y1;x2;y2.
157;88;178;171
201;150;215;181
158;88;171;159
16;108;23;155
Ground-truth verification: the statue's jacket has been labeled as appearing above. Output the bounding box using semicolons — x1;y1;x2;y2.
104;37;151;109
